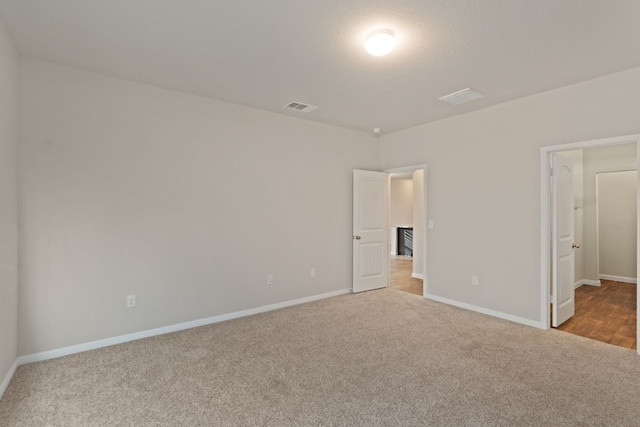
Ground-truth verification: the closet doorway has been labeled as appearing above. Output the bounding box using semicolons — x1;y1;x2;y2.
550;144;637;350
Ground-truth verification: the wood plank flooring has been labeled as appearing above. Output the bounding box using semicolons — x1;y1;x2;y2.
390;256;423;295
556;280;637;350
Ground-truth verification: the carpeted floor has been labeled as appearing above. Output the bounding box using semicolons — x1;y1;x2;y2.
1;288;640;426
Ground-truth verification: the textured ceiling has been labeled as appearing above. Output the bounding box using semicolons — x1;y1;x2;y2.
1;0;640;134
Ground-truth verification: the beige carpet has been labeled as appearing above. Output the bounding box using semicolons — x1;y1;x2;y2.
1;288;639;426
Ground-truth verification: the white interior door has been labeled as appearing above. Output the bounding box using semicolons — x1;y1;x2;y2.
353;170;389;293
552;154;576;327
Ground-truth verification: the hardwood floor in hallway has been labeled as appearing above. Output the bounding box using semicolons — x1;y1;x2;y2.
390;256;423;296
556;280;637;350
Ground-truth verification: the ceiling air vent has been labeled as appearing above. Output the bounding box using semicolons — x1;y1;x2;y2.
284;101;319;113
438;88;484;106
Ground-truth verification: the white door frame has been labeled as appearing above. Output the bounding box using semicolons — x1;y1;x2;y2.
384;164;428;296
540;134;640;355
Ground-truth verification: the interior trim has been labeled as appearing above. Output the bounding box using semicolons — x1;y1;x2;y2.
0;359;18;400
17;288;351;366
424;293;545;330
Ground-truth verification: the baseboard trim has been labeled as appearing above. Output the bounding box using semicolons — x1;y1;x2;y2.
424;293;546;330
582;279;601;287
0;359;18;400
17;288;351;366
599;274;637;284
574;279;601;288
411;273;424;280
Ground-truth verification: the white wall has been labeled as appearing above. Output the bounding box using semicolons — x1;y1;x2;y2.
597;170;637;280
0;18;18;392
582;144;637;282
390;178;413;226
18;58;379;355
380;66;640;323
561;150;584;283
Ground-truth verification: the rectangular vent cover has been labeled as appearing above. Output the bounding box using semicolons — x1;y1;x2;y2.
284;101;319;113
438;88;484;106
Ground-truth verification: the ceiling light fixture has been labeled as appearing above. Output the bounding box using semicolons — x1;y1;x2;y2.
365;29;395;56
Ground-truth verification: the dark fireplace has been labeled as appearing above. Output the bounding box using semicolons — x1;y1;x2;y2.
397;227;413;257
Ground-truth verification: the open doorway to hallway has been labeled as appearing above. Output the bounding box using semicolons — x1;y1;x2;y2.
551;144;637;350
388;172;424;296
352;164;426;295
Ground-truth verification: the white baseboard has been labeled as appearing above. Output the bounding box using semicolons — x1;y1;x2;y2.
0;359;18;400
424;293;546;330
599;274;637;284
582;279;601;287
18;288;351;366
411;273;424;280
390;251;396;256
574;279;601;288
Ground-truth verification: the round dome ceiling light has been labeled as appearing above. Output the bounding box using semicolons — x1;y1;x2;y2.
365;29;395;56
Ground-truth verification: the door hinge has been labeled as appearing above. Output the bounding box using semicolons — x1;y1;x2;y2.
550;167;554;177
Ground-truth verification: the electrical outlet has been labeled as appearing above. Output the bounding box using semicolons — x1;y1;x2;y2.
126;294;136;307
310;268;316;278
472;276;479;286
267;275;274;285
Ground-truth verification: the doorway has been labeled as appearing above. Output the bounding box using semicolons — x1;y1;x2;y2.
389;175;421;295
541;135;640;354
385;165;427;297
351;165;427;295
556;167;637;349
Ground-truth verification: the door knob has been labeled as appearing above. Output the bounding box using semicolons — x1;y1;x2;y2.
353;235;361;240
572;243;580;249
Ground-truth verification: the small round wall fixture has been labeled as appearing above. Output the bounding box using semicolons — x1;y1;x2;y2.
365;29;395;56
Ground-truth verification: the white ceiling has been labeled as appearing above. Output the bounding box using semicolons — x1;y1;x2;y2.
1;1;640;134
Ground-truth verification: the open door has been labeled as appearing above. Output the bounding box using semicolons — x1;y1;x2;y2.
552;154;576;326
353;170;389;293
